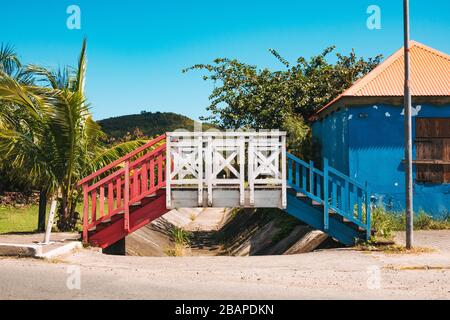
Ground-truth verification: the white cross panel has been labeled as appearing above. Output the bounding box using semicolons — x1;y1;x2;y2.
166;131;286;209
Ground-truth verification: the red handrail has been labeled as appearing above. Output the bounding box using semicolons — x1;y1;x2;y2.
78;134;166;186
79;134;167;243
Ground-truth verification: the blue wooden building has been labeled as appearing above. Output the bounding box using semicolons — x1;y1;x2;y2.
311;41;450;218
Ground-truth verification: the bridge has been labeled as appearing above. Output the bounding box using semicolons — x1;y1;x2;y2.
78;132;372;250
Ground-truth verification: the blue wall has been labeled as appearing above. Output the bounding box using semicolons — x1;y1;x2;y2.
312;109;349;174
313;103;450;218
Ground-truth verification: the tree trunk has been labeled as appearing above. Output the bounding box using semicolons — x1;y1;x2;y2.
38;190;47;232
56;192;79;231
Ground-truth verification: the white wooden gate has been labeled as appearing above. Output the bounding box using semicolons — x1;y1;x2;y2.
166;131;286;209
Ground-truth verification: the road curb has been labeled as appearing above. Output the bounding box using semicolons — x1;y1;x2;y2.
0;241;82;259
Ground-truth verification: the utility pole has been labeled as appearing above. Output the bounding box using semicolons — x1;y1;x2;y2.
403;0;413;249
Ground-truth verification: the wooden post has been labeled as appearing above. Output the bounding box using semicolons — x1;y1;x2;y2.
365;182;372;241
248;135;255;206
197;135;203;206
239;136;245;206
309;160;314;195
165;135;172;209
124;160;130;232
99;186;105;217
207;135;213;206
323;158;329;230
82;184;89;243
91;189;97;223
281;134;287;209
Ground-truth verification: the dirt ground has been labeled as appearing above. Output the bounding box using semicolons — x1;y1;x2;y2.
0;230;449;299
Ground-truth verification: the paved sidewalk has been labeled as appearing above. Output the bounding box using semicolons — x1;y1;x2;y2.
0;232;81;258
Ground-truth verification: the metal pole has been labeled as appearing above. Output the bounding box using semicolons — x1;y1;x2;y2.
403;0;413;249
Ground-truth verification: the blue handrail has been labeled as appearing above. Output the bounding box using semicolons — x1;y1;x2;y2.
287;153;372;240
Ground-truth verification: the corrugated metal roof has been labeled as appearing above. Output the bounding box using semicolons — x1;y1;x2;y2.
314;41;450;118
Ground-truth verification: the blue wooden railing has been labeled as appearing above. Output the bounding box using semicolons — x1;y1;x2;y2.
287;153;371;240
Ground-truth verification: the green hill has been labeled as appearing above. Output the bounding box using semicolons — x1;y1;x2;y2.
98;111;213;139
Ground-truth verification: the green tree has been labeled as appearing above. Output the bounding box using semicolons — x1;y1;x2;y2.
0;40;146;231
184;47;382;154
0;44;47;229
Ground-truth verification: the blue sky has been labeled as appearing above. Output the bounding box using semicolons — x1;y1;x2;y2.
1;0;449;121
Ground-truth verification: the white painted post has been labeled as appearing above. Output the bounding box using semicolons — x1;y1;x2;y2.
239;136;245;206
197;135;203;206
281;134;287;209
207;135;213;206
43;197;58;244
166;135;172;209
248;135;255;206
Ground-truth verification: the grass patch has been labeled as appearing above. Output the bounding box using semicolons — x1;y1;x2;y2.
0;202;85;234
371;208;450;240
0;205;40;234
170;226;192;246
165;226;192;256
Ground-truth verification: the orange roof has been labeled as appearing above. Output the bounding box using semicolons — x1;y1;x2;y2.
314;41;450;118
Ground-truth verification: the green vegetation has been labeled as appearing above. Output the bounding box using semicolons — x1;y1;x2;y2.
0;205;40;234
185;47;382;157
371;207;450;240
170;226;192;246
99;112;215;141
0;40;145;231
0;202;85;234
164;226;192;257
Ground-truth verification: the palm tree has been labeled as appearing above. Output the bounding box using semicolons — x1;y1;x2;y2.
0;40;146;231
0;44;49;230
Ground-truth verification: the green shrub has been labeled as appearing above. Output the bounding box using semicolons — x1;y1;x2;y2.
371;207;450;239
170;226;192;246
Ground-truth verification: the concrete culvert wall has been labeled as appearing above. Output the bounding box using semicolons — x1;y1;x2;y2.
126;208;340;257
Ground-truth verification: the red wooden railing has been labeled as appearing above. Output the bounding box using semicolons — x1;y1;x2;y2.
78;134;167;243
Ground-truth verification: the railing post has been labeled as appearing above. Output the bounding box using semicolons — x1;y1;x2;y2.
365;181;371;241
197;135;203;206
82;184;89;243
248;135;255;206
206;135;213;206
281;134;287;209
124;160;130;233
287;158;293;185
239;136;245;206
166;135;172;209
309;160;314;195
344;179;349;216
323;158;329;231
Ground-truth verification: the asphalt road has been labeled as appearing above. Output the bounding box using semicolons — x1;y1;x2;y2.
0;231;449;300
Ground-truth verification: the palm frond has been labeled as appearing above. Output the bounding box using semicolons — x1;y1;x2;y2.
26;65;72;90
88;139;149;173
75;39;87;94
0;44;21;76
0;71;46;118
